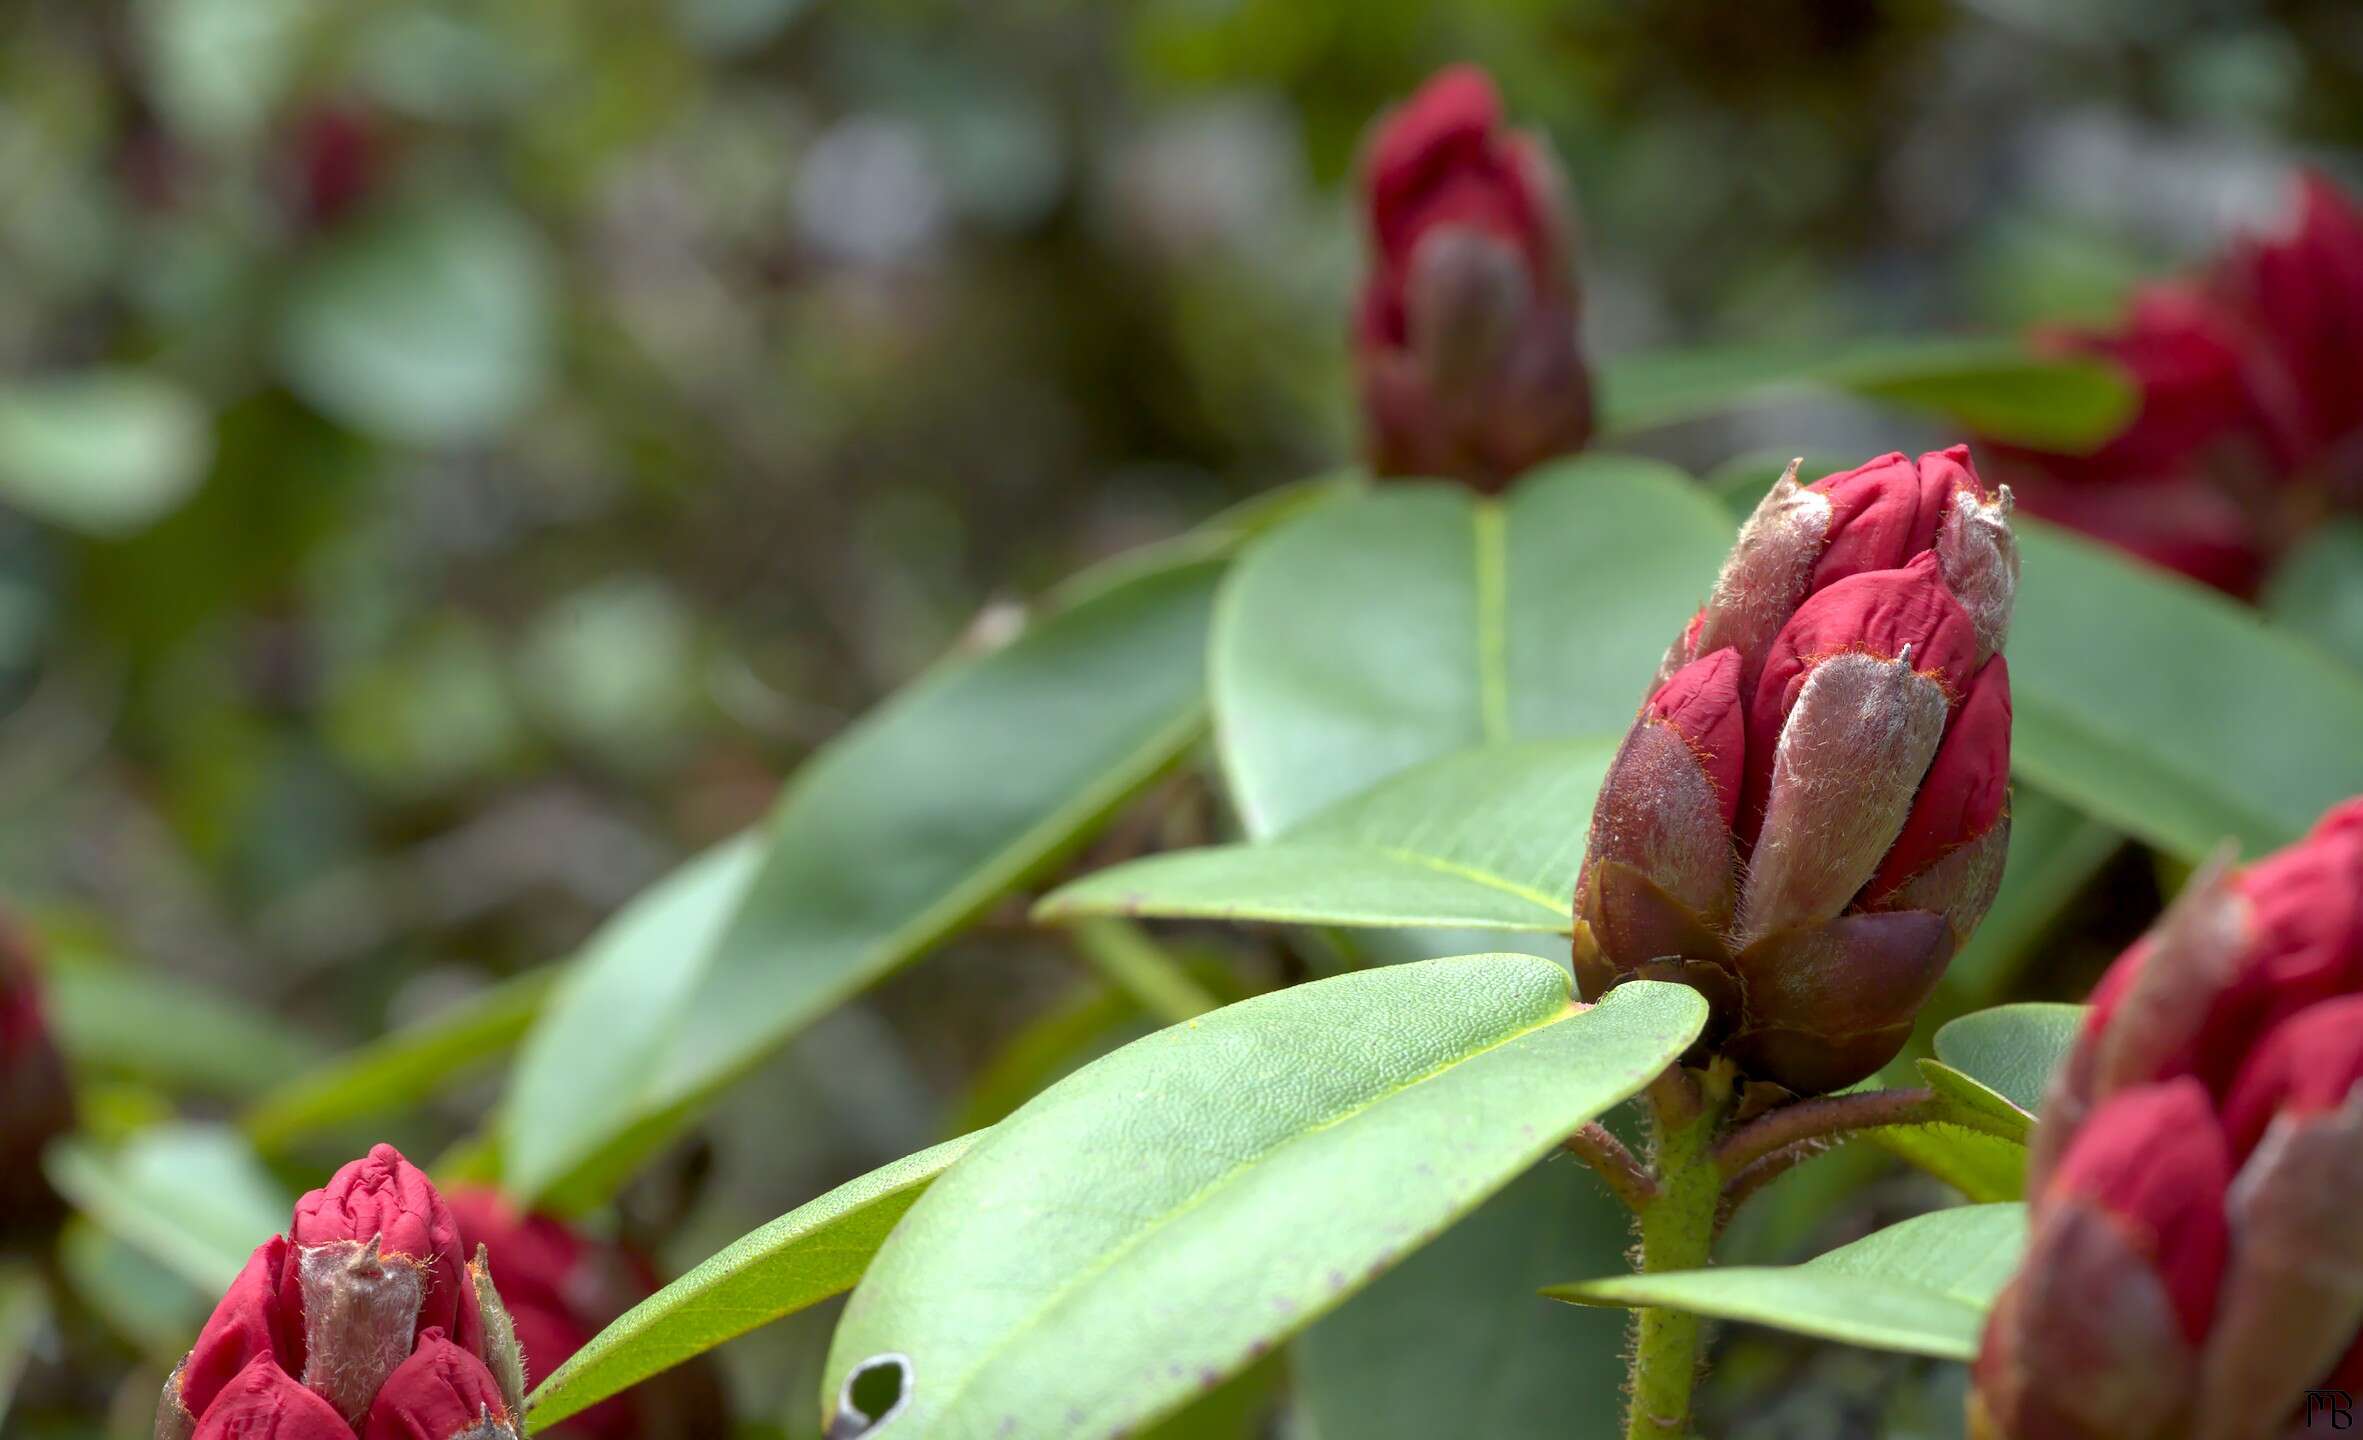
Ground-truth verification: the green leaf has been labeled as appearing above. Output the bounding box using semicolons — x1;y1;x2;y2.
1598;336;2136;450
1873;1125;2025;1205
0;371;211;535
2010;519;2363;859
1297;1158;1633;1440
1932;1003;2085;1116
1915;1060;2033;1143
2265;518;2363;676
277;198;556;447
1039;739;1610;934
503;551;1226;1205
45;1125;289;1294
1547;1203;2028;1360
526;1135;976;1430
242;967;558;1152
46;964;325;1100
59;1220;210;1360
821;961;1708;1438
1212;455;1729;838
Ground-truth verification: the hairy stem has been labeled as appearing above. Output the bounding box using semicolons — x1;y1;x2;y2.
1564;1122;1656;1213
1624;1071;1730;1440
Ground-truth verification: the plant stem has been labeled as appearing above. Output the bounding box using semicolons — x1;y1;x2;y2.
1624;1070;1728;1440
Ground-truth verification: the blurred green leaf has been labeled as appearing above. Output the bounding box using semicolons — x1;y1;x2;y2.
1598;336;2136;450
1936;790;2120;1009
277;198;556;446
0;372;211;536
1212;455;1728;838
2009;520;2363;859
1548;1204;2027;1361
0;1264;43;1427
46;965;324;1101
242;968;558;1153
134;0;308;147
527;1134;976;1430
1932;1004;2084;1115
821;964;1707;1438
46;1125;289;1295
1041;739;1611;934
2265;518;2363;675
1066;919;1219;1025
503;550;1227;1205
952;983;1143;1133
1297;1159;1633;1440
59;1220;209;1361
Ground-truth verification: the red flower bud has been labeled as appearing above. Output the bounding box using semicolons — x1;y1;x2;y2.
1353;64;1591;490
292;1143;471;1343
2216;172;2363;472
191;1355;351;1440
1989;796;2363;1437
179;1237;304;1422
359;1330;517;1440
1575;448;2015;1094
2043;1081;2231;1344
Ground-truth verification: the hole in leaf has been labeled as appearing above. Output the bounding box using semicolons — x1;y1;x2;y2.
829;1353;913;1438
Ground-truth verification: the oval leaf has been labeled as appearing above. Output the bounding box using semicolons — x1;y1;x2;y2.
1916;1060;2033;1143
503;551;1226;1205
1932;1003;2086;1116
527;1134;977;1429
1211;456;1729;838
1547;1203;2028;1360
1039;740;1611;934
820;962;1708;1438
2010;520;2363;859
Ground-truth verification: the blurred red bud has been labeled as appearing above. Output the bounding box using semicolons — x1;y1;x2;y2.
0;922;72;1242
1576;449;2015;1094
2043;1081;2231;1344
1354;64;1592;490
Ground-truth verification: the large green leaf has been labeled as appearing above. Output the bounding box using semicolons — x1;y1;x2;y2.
2010;520;2363;859
1598;336;2135;450
820;961;1707;1439
45;1125;289;1295
45;964;324;1100
1932;1004;2084;1116
243;967;557;1152
1211;456;1730;838
502;549;1227;1204
1039;740;1610;934
1296;1158;1632;1440
1548;1203;2028;1360
527;1135;976;1430
0;371;211;535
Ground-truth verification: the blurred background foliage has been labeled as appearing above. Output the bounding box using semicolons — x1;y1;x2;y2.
3;0;2361;1434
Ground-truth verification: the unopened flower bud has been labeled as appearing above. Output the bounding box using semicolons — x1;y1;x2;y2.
1982;795;2363;1437
1353;65;1592;490
359;1330;518;1440
1575;448;2016;1094
191;1355;352;1440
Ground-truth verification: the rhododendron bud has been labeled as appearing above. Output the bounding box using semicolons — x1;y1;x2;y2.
1982;795;2363;1438
1353;64;1592;490
1575;447;2015;1094
2216;172;2363;474
0;921;71;1242
160;1145;530;1439
359;1331;517;1440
